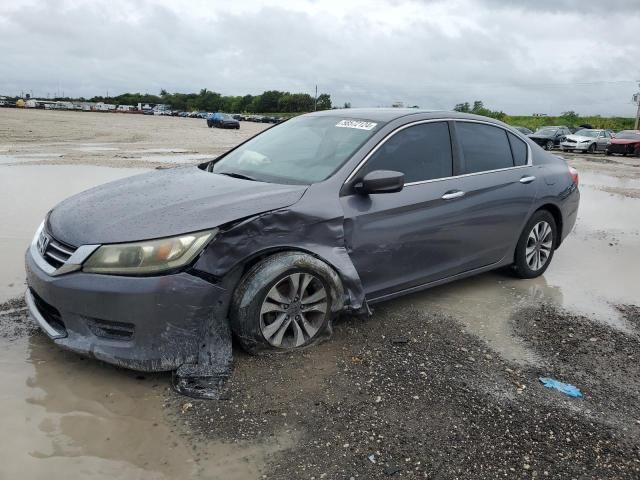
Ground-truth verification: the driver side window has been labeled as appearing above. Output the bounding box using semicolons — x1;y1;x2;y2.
360;122;453;184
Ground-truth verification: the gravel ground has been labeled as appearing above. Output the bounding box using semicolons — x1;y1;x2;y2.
165;302;640;479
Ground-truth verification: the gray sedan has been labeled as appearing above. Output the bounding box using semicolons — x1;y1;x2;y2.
25;109;580;397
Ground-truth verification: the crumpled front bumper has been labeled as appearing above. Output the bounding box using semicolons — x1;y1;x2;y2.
560;142;589;151
25;247;227;372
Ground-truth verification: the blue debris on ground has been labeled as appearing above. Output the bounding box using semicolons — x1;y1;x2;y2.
539;377;583;398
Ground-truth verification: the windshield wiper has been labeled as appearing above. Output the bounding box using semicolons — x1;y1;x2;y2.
217;171;257;182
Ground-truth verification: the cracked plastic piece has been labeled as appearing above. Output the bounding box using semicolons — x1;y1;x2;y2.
539;377;583;398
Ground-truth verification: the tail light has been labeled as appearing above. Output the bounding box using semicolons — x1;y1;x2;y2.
568;166;579;186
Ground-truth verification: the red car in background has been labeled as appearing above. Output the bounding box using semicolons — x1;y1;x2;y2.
606;130;640;157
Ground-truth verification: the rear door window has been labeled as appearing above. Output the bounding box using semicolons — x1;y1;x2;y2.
456;122;514;174
361;122;453;183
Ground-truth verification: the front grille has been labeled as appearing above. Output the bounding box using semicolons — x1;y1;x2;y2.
31;289;66;333
38;229;77;269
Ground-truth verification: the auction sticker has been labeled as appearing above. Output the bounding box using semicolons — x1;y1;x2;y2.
335;120;378;130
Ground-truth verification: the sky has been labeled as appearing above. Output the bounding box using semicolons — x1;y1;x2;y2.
1;0;639;116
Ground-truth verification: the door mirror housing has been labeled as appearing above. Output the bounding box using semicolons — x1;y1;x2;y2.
354;170;404;194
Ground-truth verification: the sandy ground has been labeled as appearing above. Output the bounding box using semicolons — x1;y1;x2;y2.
0;108;639;479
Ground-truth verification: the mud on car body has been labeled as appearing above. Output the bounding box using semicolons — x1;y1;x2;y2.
25;108;580;398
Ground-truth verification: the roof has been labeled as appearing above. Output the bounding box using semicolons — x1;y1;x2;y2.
306;108;504;124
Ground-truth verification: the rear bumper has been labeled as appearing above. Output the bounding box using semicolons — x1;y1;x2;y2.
25;248;227;372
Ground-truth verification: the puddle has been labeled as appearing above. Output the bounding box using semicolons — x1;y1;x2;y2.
0;163;292;479
0;165;150;302
0;329;292;480
125;148;192;154
73;146;120;152
0;153;64;165
138;154;216;164
385;170;640;365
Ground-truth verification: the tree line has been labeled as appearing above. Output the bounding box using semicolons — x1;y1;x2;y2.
454;100;636;131
81;89;332;113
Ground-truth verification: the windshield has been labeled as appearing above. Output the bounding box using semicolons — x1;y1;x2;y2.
615;130;640;140
535;128;558;136
574;129;599;137
212;116;382;184
222;114;233;120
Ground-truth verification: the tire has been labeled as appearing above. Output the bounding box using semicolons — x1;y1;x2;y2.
545;140;553;150
605;149;611;156
587;143;596;153
230;252;343;354
512;210;557;279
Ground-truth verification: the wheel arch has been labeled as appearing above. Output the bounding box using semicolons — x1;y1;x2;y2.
535;203;563;247
229;246;346;310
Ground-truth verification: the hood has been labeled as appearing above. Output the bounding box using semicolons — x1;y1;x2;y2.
564;135;595;142
48;167;307;246
611;138;640;145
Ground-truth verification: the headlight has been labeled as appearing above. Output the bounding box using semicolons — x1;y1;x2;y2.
82;229;217;275
579;139;590;143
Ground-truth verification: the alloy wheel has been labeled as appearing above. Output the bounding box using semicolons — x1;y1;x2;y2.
525;221;553;271
259;272;328;348
545;141;553;150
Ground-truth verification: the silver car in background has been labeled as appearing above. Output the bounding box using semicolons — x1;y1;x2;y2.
561;129;612;153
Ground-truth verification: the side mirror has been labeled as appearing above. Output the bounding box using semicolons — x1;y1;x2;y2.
354;170;404;194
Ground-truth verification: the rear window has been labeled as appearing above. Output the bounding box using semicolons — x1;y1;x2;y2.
457;122;514;174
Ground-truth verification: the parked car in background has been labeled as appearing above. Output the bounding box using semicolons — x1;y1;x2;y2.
528;126;571;150
560;129;612;153
207;112;240;129
605;130;640;156
25;109;579;383
513;126;533;135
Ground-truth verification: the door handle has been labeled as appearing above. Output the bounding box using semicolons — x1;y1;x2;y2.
441;190;465;200
519;176;536;184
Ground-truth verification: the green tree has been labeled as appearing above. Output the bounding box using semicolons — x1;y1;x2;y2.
316;93;332;110
561;111;579;125
454;102;471;113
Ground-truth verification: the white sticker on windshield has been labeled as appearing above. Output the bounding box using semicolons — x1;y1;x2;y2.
335;120;378;130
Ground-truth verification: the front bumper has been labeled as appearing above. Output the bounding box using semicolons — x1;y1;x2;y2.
25;247;227;372
560;142;590;151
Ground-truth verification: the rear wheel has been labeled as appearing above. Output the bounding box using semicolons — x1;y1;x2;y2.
512;210;557;279
230;252;342;354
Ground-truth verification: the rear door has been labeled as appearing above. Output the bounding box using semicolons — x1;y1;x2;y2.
443;121;538;270
597;131;610;151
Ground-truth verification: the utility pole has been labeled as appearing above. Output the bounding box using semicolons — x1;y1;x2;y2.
314;84;318;111
634;81;640;130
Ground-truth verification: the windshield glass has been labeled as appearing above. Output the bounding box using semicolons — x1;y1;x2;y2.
222;114;233;120
615;130;640;140
574;129;599;137
535;128;558;136
212;116;382;184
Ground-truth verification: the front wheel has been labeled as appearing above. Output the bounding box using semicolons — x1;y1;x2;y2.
587;143;596;153
545;140;553;150
230;252;343;354
512;210;557;279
